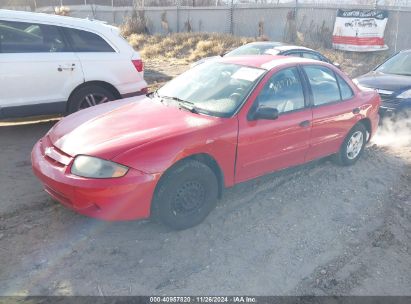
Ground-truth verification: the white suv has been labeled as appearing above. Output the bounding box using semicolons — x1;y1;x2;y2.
0;10;147;119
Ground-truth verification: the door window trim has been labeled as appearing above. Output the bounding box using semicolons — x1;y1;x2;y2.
301;64;354;108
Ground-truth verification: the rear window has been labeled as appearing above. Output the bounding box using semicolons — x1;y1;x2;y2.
65;28;114;52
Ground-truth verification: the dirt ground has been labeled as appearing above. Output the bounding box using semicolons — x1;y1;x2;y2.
0;61;410;296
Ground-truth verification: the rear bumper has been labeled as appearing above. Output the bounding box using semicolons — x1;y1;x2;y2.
31;139;158;221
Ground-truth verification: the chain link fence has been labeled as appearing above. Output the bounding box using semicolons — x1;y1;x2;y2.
2;0;411;51
5;0;411;9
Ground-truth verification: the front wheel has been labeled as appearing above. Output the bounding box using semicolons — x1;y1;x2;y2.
152;160;219;230
335;123;367;166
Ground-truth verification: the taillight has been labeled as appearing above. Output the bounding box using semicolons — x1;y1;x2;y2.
132;59;144;72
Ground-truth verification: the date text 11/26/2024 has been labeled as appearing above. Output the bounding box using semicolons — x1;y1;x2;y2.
149;296;257;303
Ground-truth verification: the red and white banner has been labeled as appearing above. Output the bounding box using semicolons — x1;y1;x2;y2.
332;9;389;52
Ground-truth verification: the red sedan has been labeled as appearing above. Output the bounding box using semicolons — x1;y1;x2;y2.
32;55;380;230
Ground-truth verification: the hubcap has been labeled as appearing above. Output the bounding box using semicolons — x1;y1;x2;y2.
79;93;109;110
346;131;364;160
171;181;206;215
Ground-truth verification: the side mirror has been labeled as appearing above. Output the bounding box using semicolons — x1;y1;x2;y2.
249;106;279;121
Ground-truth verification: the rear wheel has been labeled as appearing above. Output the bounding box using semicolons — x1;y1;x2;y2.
335;123;367;166
152;160;218;230
68;85;116;114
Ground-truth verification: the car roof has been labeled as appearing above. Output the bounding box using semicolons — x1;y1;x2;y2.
245;41;314;52
246;41;286;47
220;55;324;70
273;45;314;52
0;9;116;33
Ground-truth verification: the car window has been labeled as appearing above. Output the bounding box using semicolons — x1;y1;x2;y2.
303;66;341;106
225;42;284;56
285;51;302;58
0;20;67;53
336;74;354;100
257;67;305;114
65;28;114;52
156;61;266;117
302;52;321;61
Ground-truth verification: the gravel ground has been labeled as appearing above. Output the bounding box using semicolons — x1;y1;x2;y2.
0;60;410;296
0;116;410;296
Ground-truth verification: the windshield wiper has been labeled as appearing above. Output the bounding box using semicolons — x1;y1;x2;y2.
147;90;160;99
179;102;200;114
160;95;200;114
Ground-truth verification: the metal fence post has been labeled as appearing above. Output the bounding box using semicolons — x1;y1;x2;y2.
177;0;180;33
229;0;234;34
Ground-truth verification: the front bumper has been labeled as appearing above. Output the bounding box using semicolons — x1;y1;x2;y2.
31;138;158;221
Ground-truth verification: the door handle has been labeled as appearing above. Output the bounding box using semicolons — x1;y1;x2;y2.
352;107;360;114
299;120;311;127
57;63;75;72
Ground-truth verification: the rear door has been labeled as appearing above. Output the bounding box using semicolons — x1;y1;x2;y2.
0;20;83;117
236;66;313;183
63;27;146;96
301;65;358;161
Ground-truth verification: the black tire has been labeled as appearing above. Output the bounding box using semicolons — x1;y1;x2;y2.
335;123;367;166
152;160;219;230
67;85;116;114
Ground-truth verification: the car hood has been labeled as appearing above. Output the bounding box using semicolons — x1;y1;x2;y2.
355;71;411;92
48;97;220;160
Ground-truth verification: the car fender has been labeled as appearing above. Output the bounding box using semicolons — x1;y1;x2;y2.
112;120;239;188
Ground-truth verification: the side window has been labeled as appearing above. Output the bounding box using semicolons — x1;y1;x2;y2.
0;20;67;53
257;67;305;114
337;74;354;100
303;66;341;106
285;51;302;58
65;28;114;52
302;52;321;61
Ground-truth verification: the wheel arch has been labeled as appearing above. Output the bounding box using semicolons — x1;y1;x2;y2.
357;117;372;142
154;153;225;201
66;81;121;113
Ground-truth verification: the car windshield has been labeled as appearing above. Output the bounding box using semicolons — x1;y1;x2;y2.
155;61;266;117
225;43;284;56
375;52;411;76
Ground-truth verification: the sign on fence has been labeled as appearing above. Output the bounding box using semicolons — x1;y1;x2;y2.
332;9;388;52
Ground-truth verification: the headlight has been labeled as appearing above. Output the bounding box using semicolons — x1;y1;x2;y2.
71;155;129;179
396;89;411;99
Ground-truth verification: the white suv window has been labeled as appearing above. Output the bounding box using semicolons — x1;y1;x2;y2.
0;20;67;53
65;28;115;52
